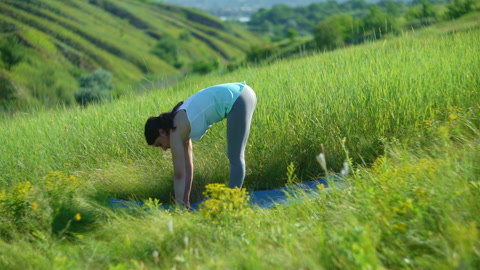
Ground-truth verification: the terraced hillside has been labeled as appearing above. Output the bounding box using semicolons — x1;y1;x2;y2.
0;0;261;108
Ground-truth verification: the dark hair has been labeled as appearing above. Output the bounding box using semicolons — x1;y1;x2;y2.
144;101;184;145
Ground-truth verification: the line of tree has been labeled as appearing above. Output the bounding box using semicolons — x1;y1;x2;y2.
247;0;478;42
249;0;373;39
245;0;478;61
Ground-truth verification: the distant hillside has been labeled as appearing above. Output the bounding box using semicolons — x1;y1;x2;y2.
0;0;262;109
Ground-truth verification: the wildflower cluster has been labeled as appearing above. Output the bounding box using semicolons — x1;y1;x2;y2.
0;171;85;240
0;181;33;221
42;170;80;215
369;156;439;234
0;181;42;238
423;106;479;144
199;183;251;225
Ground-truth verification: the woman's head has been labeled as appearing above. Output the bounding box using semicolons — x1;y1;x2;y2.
144;102;184;145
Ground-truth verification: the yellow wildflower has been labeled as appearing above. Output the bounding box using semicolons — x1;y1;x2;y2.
200;183;250;223
413;187;426;198
393;222;408;232
13;181;33;200
32;202;39;210
74;213;82;221
394;198;413;214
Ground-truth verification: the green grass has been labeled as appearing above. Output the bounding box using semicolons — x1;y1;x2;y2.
1;25;479;197
0;21;479;269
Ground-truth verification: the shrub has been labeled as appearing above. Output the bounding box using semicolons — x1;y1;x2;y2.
246;44;275;63
41;171;89;235
74;69;114;105
190;59;219;74
0;171;94;241
151;35;182;67
179;30;191;41
0;181;38;239
0;21;18;34
0;35;25;71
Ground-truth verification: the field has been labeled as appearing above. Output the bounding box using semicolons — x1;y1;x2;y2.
0;19;479;269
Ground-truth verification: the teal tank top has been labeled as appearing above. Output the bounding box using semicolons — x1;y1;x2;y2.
179;82;246;141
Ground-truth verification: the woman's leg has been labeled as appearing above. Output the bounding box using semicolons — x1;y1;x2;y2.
226;85;257;188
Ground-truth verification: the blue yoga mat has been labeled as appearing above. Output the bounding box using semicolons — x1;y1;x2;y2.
110;178;334;211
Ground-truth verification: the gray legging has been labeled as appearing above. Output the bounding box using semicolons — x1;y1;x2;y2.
226;85;257;188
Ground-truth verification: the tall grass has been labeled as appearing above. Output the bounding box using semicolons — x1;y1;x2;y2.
3;28;478;199
1;109;478;269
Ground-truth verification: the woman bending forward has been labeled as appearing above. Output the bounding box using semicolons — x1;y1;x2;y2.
144;82;257;207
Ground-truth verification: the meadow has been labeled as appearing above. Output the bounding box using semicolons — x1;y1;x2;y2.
0;24;479;268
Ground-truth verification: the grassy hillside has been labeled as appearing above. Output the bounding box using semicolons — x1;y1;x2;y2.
0;16;479;269
0;0;262;108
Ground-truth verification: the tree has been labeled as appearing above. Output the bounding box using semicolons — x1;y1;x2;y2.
286;28;298;42
266;4;295;25
446;0;474;19
314;20;344;50
314;14;362;50
385;0;401;16
74;69;114;105
420;0;437;24
406;0;438;27
362;5;400;39
0;35;24;71
341;0;369;10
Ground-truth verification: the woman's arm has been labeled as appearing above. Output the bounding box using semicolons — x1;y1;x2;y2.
170;134;187;206
183;139;193;205
170;110;192;207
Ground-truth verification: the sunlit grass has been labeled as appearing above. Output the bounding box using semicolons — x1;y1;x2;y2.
1;28;479;195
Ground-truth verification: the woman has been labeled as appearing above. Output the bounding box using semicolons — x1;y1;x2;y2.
144;82;257;207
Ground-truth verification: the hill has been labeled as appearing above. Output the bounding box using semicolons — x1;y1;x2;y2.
0;0;262;109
